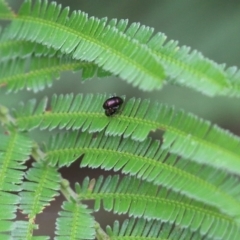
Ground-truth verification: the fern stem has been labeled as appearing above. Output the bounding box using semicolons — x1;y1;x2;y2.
60;178;109;240
60;178;77;201
30;144;45;163
95;222;110;240
80;191;234;225
0;104;15;127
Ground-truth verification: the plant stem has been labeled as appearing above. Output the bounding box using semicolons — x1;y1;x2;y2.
60;178;77;201
60;178;109;240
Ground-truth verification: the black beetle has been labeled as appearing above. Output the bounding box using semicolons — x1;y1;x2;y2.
103;96;123;116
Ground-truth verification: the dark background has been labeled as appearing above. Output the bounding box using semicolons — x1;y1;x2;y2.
1;0;240;238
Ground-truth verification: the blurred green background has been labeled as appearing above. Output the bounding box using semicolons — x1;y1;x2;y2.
1;0;240;237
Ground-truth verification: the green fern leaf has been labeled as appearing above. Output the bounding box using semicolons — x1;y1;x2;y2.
142;32;230;97
55;201;95;240
0;132;31;191
0;56;110;93
11;221;50;240
106;218;210;240
0;0;15;20
78;175;239;240
0;27;58;61
45;131;240;224
6;0;165;91
76;12;240;97
112;19;240;97
0;192;19;235
13;94;240;175
0;28;111;91
0;131;32;236
20;161;60;218
2;1;240;96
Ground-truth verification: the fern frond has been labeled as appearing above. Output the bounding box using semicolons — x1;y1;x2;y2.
0;39;34;61
111;19;240;97
90;16;240;97
6;0;165;91
0;0;15;20
46;130;240;202
55;201;95;240
0;192;19;237
0;27;111;91
3;1;240;96
106;218;210;240
12;94;240;175
45;131;240;224
0;132;31;191
140;32;229;97
0;28;109;84
0;27;58;61
100;15;240;97
0;131;32;236
20;161;60;218
11;221;50;240
0;56;110;93
78;175;239;240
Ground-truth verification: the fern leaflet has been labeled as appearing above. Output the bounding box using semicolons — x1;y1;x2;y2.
110;18;240;97
6;0;165;91
45;130;240;203
77;175;239;240
0;27;59;61
55;201;95;240
20;161;60;218
106;218;211;240
11;220;49;240
44;131;240;224
3;0;240;96
0;131;32;236
12;94;240;175
0;56;110;93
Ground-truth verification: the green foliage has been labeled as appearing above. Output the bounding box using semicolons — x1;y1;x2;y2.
77;175;239;239
55;201;95;240
0;0;240;239
20;162;60;218
0;56;109;92
11;220;50;240
45;131;240;223
13;94;240;175
0;132;32;235
106;218;212;240
6;0;165;91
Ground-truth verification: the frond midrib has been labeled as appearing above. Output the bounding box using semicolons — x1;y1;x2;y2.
27;165;50;219
0;13;15;19
70;203;80;239
0;60;85;85
80;191;235;225
0;132;18;189
116;21;229;94
154;49;227;89
26;218;35;240
46;146;240;214
16;14;161;82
